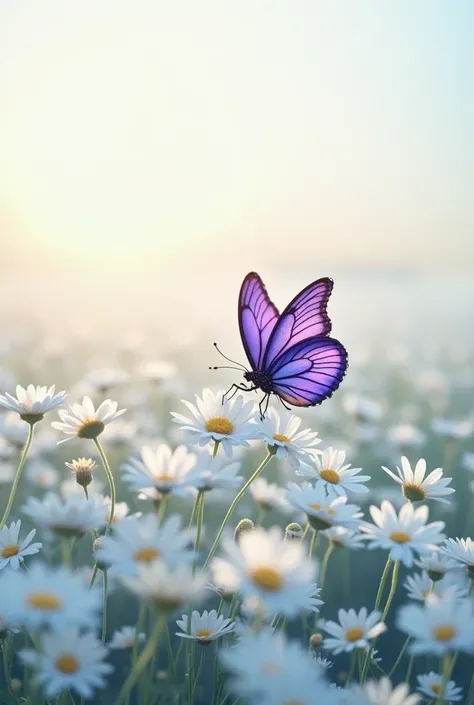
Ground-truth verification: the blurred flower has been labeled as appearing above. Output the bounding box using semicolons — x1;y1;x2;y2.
250;477;291;514
0;384;66;424
22;493;107;537
342;394;383;423
0;437;14;461
121;561;207;614
286;482;362;531
416;672;462;702
462;451;474;473
323;526;366;550
0;520;42;571
360;501;445;567
0;461;15;485
52;396;126;443
403;571;468;603
0;563;101;631
431;418;473;440
171;388;256;457
94;514;195;576
382;457;454;504
100;419;138;447
297;447;370;497
319;607;385;654
176;609;235;644
415;551;453;581
60;476;105;500
397;594;474;655
122;444;195;496
348;677;420;705
211;527;322;619
441;538;474;575
184;451;243;492
19;627;112;699
253;408;321;469
1;412;29;447
26;459;59;489
84;367;128;394
109;626;146;650
386;424;425;449
138;360;177;384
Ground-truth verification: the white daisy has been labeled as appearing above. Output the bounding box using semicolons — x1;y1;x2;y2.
121;561;207;614
0;461;14;485
19;627;112;699
441;538;474;575
184;451;244;492
122;443;195;496
250;477;292;514
109;626;146;650
254;676;334;705
0;520;42;570
403;571;468;603
431;418;473;440
176;609;235;644
386;424;425;449
297;447;370;497
348;677;420;705
26;459;59;489
0;384;66;424
397;594;474;655
382;456;454;504
462;452;474;473
171;388;256;457
84;367;128;394
319;608;385;654
96;496;130;527
415;551;453;581
417;672;462;702
360;500;445;567
1;412;30;447
94;514;195;576
51;396;126;443
211;526;322;619
138;359;177;384
322;526;366;550
0;563;101;631
286;482;363;531
342;394;383;423
253;408;321;469
22;492;107;537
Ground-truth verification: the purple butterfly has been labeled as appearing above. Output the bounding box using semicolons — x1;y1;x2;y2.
214;272;348;418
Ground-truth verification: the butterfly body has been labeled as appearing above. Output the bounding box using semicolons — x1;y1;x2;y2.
243;369;274;395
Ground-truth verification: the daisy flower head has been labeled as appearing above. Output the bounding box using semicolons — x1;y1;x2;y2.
382;456;454;504
109;626;146;650
286;481;363;531
19;627;112;699
415;550;453;581
26;459;59;489
94;513;195;576
65;457;96;493
250;477;291;514
403;571;468;603
171;388;256;457
51;396;126;443
441;538;474;576
386;423;425;449
342;394;383;423
1;412;30;447
347;677;420;705
184;451;244;492
319;608;385;654
432;418;473;440
0;384;66;424
417;672;462;702
0;520;42;571
211;526;322;619
397;594;474;655
176;609;235;645
297;447;370;497
0;562;101;631
121;560;207;615
122;443;195;497
360;500;445;567
22;492;107;538
253;407;321;469
323;526;366;550
84;367;128;394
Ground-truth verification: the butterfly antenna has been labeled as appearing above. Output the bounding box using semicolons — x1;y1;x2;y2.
213;343;248;371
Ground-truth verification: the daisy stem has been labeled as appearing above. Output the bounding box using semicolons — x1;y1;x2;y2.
0;422;34;530
405;654;415;685
374;555;393;612
301;523;310;542
388;636;411;677
188;491;206;702
361;556;395;683
93;438;115;536
319;541;335;593
157;495;168;523
203;452;273;570
2;640;19;705
256;505;267;527
464;668;474;705
101;570;108;645
380;560;400;623
346;650;357;684
435;653;454;705
192;647;206;699
114;615;165;705
308;529;319;560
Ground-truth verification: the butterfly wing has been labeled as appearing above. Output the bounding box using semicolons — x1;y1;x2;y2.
238;272;279;370
263;278;334;368
268;336;348;407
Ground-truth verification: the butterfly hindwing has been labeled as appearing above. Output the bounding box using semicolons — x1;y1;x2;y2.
263;278;334;368
238;272;279;370
268;336;348;407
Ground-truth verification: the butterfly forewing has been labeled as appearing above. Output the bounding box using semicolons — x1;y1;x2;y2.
238;272;279;370
263;278;334;368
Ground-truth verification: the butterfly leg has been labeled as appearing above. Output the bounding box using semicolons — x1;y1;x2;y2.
259;394;270;420
278;396;292;412
222;383;255;404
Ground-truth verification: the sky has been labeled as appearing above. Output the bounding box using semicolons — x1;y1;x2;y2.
0;1;473;332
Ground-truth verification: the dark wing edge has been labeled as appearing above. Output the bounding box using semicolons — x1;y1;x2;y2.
238;272;279;370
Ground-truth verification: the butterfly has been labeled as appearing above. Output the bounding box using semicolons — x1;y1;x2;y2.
213;272;348;418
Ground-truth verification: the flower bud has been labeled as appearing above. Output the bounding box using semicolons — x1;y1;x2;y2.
234;518;255;544
285;522;304;541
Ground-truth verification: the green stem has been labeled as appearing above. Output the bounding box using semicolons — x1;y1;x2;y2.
465;668;474;705
381;560;400;623
101;570;108;645
88;563;99;589
405;654;415;685
126;602;147;705
192;648;206;699
256;505;267;527
346;650;357;684
0;423;34;529
93;438;115;536
374;555;393;612
61;537;72;568
113;615;164;705
308;529;319;560
157;495;168;524
203;452;273;570
2;640;19;704
188;491;205;703
388;636;411;677
435;653;454;705
361;558;397;684
319;541;335;592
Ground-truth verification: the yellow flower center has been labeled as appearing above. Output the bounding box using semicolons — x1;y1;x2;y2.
319;469;340;484
134;548;160;563
433;625;457;642
345;627;364;642
27;591;61;611
261;661;281;674
430;684;442;695
77;420;105;439
154;474;174;483
273;433;291;444
195;629;212;639
55;654;80;674
309;503;335;516
389;531;411;544
205;417;234;435
252;566;283;592
1;544;19;559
